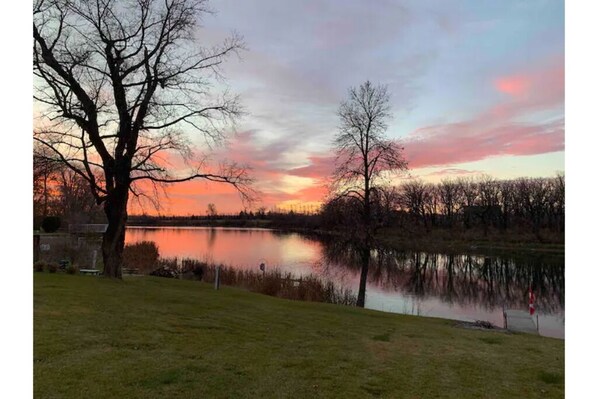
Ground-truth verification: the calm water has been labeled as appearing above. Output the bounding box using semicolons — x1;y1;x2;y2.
126;226;565;339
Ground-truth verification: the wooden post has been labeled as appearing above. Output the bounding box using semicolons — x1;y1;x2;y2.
214;266;221;290
259;262;265;279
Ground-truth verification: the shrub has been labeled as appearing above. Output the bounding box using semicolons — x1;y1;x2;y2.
181;258;207;280
58;260;70;270
178;259;358;306
47;262;59;273
34;261;46;272
66;264;79;275
123;241;160;273
33;215;44;231
41;216;61;233
149;266;177;278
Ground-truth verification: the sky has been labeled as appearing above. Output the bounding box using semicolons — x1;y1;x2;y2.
131;1;564;215
145;0;565;214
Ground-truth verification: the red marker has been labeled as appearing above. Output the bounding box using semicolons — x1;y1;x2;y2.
528;287;536;316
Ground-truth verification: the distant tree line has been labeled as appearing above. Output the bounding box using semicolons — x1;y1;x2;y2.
34;144;105;229
321;174;565;237
128;208;322;229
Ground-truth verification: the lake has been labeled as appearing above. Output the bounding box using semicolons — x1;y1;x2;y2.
125;226;565;339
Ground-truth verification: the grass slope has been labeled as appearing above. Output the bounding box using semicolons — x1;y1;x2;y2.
34;274;564;398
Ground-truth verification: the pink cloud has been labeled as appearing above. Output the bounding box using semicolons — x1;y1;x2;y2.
405;118;563;169
493;58;563;105
403;59;564;168
426;168;482;177
287;155;336;179
494;75;530;97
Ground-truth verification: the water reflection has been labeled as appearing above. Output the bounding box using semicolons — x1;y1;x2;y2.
125;227;564;337
207;227;217;250
319;238;564;315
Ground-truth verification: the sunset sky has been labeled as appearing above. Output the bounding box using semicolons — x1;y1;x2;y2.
128;0;564;215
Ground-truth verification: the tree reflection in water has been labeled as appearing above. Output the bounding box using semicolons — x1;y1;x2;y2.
318;237;564;315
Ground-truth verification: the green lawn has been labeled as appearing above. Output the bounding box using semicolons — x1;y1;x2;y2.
34;273;564;398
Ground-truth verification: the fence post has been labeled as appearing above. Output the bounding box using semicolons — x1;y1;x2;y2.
214;266;221;290
259;262;265;279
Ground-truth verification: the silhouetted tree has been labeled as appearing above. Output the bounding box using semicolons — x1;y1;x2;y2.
552;172;565;232
33;0;253;277
33;143;61;220
399;179;427;227
330;81;408;306
457;177;479;228
438;178;461;227
56;167;105;224
477;175;501;234
498;179;515;230
206;203;217;218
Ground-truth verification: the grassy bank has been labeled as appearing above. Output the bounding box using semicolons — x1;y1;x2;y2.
34;274;564;398
377;227;565;256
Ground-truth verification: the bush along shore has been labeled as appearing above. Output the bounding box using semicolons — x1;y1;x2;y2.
118;241;357;306
153;258;358;307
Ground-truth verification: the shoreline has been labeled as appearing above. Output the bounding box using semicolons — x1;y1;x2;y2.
126;222;565;256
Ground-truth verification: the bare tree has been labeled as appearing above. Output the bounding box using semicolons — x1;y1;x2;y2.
399;179;427;227
34;142;61;219
516;177;550;236
33;0;253;277
438;178;461;227
374;185;401;227
56;167;105;224
330;81;408;307
422;183;439;228
552;173;565;232
477;175;500;233
206;203;217;218
498;179;515;230
456;177;479;228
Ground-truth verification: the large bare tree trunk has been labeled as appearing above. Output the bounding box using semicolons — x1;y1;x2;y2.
101;184;129;279
34;1;250;281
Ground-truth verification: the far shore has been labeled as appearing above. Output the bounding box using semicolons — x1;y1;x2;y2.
125;218;564;256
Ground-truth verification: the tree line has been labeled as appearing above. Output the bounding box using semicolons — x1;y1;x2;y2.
36;146;565;240
322;174;565;237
